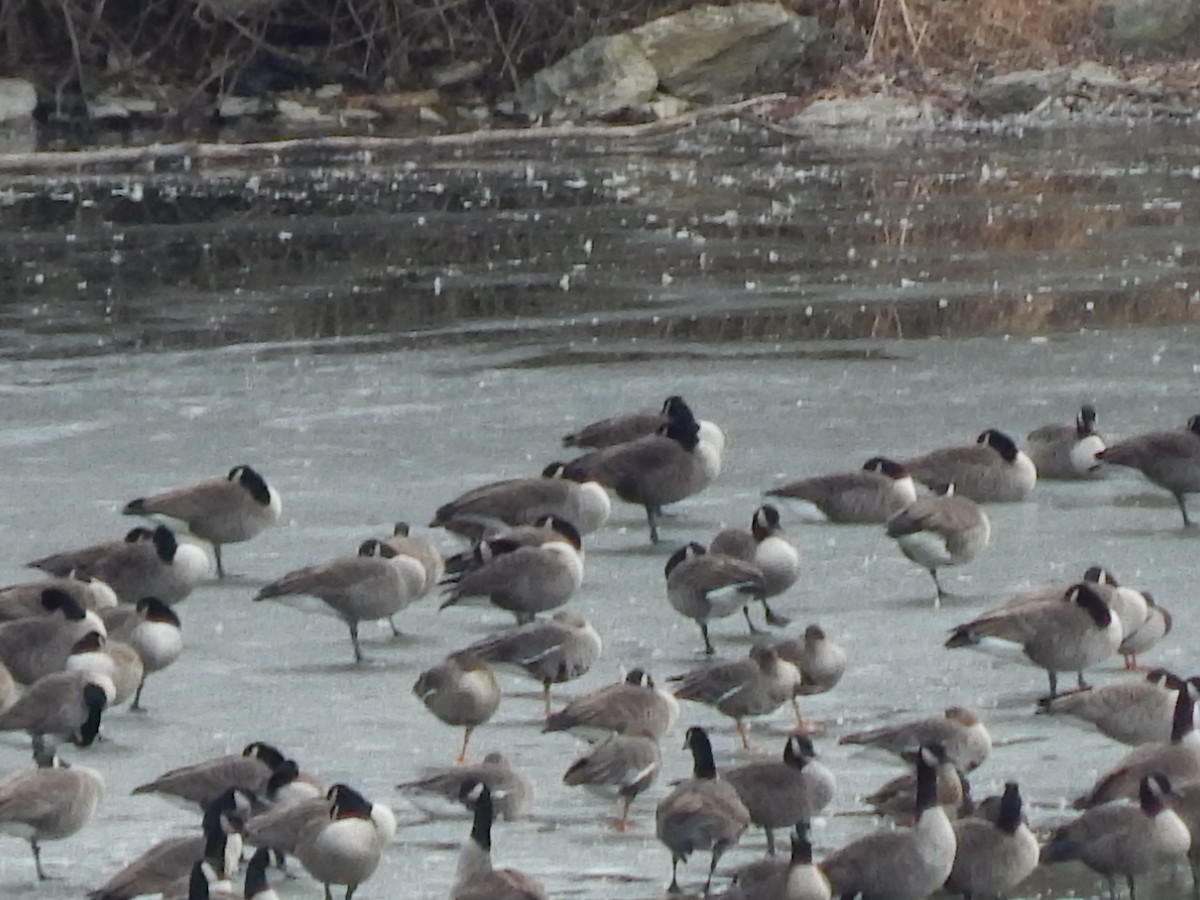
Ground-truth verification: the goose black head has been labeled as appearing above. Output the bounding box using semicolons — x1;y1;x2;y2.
1065;583;1113;629
751;504;783;539
626;668;654;688
1187;415;1200;436
230;465;272;506
864;456;907;479
137;596;181;626
1077;404;1098;435
664;542;705;579
40;587;86;620
150;526;178;562
977;429;1019;462
541;461;567;478
243;741;286;770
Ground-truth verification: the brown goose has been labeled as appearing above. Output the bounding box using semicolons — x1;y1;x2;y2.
886;485;991;605
132;742;288;810
413;652;501;764
901;429;1037;503
543;668;679;740
839;706;991;774
670;645;800;750
1026;404;1106;480
709;504;800;630
666;542;767;654
398;751;535;822
563;731;662;831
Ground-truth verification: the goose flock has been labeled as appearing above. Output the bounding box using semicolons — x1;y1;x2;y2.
0;389;1198;900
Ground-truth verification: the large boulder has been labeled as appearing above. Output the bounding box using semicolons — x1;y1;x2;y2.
973;68;1072;116
631;3;821;101
514;2;822;121
1094;0;1200;48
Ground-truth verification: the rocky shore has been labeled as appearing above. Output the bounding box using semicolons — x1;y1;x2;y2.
1;0;1198;153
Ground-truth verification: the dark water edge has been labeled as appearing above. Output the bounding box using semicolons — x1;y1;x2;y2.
1;119;1198;360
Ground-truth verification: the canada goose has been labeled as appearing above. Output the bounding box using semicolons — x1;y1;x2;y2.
886;485;991;604
766;457;918;524
839;706;992;774
1043;774;1190;900
1097;414;1200;526
656;725;751;894
562;396;722;543
945;583;1124;699
774;625;847;697
100;596;184;710
242;797;328;879
132;741;287;810
122;465;282;578
820;745;957;900
0;754;104;881
1160;779;1200;892
723;736;836;855
666;542;767;654
1037;668;1182;746
413;652;501;763
381;522;444;592
66;632;144;708
443;515;577;577
864;751;969;823
88;788;256;900
295;783;395;900
1121;595;1172;670
179;846;276;900
0;586;107;685
451;781;549;900
563;730;662;831
0;668;109;766
945;782;1039;900
0;571;118;621
1026;404;1107;479
254;538;428;663
561;403;665;449
724;823;832;900
1073;678;1200;809
670;645;801;750
901;429;1037;503
439;520;584;624
431;463;610;543
398;751;535;821
710;505;800;629
458;610;602;716
544;668;679;740
29;525;211;604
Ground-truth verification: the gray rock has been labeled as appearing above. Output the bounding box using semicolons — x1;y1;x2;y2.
218;95;275;119
974;68;1072;117
631;2;821;101
1095;0;1200;48
515;34;658;120
786;94;933;129
0;78;37;124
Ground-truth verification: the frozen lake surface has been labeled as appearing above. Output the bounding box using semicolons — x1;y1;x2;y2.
0;121;1198;899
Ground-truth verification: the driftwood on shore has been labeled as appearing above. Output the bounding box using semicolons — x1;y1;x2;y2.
0;95;786;176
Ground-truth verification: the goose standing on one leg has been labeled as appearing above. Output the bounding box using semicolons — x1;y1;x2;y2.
886;484;990;605
709;504;800;630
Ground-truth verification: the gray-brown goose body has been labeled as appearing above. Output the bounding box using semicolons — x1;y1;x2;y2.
670;646;801;750
710;505;800;630
723;736;835;855
901;429;1037;503
398;751;535;821
381;522;444;592
562;396;721;543
945;782;1039;900
0;587;108;685
413;652;501;764
886;486;990;604
132;741;287;810
28;525;211;604
766;456;917;524
724;824;832;900
562;404;666;449
0;668;109;766
0;572;117;622
254;539;428;663
1073;677;1200;809
0;754;105;881
122;465;282;578
774;625;847;697
431;463;610;543
666;542;767;655
1037;668;1181;745
839;706;991;774
543;668;679;740
451;782;548;900
1043;774;1190;900
563;731;662;830
458;609;601;716
1097;413;1200;526
945;583;1124;699
656;725;751;895
820;745;957;900
1026;404;1106;480
439;521;584;625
